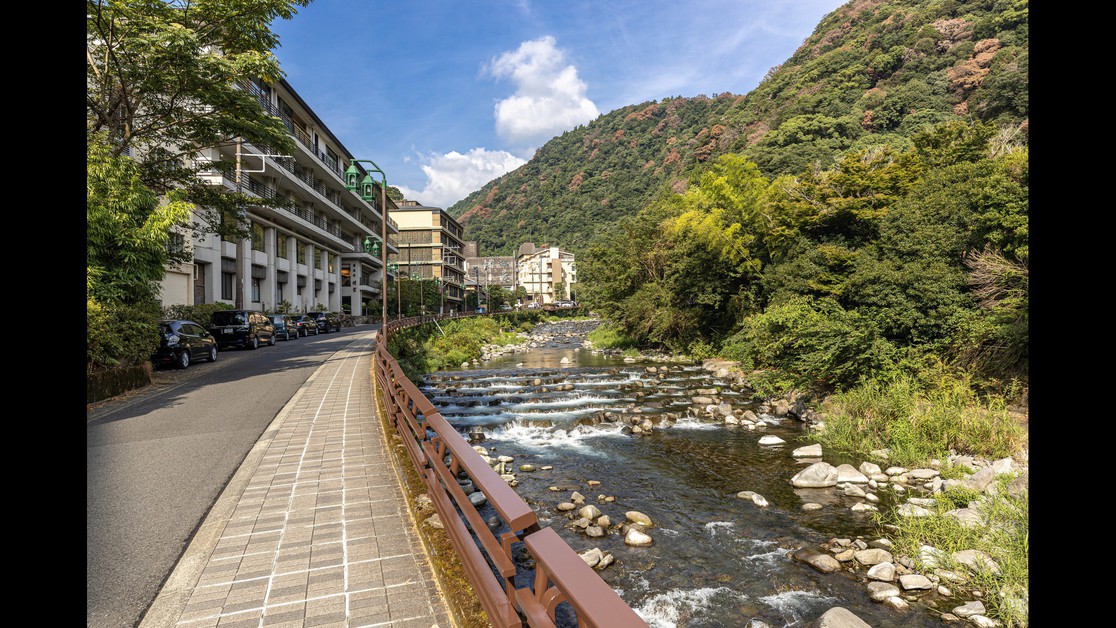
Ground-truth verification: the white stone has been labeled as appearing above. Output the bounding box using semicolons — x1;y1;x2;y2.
953;601;986;618
497;455;515;463
812;607;872;628
908;468;939;480
919;545;946;569
859;461;882;476
884;596;909;610
865;493;879;503
624;528;653;547
885;467;909;476
937;585;951;597
952;550;1001;575
946;508;985;528
899;574;934;590
625;511;653;527
578;505;601;520
855;549;893;566
844;484;866;498
792;444;823;457
758;435;786;445
897;503;931;517
991;457;1016;475
579;547;603;567
867;582;900;602
970;616;999;628
751;494;769;507
791;462;839;488
867;562;895;582
835;464;869;483
850;503;877;512
472;446;489;456
802;503;823;511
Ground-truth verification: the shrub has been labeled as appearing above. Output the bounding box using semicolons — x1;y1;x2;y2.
88;297;162;372
587;322;638;350
721;296;898;391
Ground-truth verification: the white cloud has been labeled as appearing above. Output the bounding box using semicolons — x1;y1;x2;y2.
488;36;600;146
396;148;527;209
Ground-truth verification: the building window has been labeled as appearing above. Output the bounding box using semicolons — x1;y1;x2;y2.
314;248;322;270
328;257;334;273
167;232;186;256
296;240;305;264
277;234;287;258
221;272;234;300
251;223;265;252
251;278;261;302
276;284;285;305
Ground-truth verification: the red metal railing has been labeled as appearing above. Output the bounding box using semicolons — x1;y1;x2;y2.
374;315;646;627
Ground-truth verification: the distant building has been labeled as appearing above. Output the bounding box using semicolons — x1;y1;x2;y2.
516;243;576;304
464;241;516;292
388;201;466;312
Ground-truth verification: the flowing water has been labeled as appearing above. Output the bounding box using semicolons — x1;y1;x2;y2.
421;329;944;627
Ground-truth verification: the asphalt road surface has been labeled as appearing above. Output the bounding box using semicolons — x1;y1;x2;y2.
87;324;379;628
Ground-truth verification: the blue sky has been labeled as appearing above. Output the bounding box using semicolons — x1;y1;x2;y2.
270;0;847;209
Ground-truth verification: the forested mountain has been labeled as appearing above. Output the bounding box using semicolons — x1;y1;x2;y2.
449;0;1027;255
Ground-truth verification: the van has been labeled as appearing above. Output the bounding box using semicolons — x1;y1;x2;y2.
208;310;275;350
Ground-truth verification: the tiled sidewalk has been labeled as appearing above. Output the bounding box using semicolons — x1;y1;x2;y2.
141;334;451;628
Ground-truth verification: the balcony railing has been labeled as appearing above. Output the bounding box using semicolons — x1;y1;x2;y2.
238;173;344;240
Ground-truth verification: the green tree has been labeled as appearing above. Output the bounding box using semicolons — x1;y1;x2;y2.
86;0;311;240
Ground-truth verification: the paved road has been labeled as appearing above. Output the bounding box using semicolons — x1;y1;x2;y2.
87;326;378;628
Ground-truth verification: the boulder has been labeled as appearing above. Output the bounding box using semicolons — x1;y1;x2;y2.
578;548;603;568
964;467;997;492
945;508;985;528
866;582;900;602
896;503;931;517
952;549;1001;575
835;464;868;483
624;528;653;547
751;494;769;507
858;462;882;476
792;548;842;574
586;526;605;538
908;468;940;480
793;444;823;458
810;607;872;628
759;435;786;445
625;511;654;527
884;467;909;476
854;549;893;566
802;503;823;511
991;457;1016;475
741;410;759;423
844;484;866;498
971;616;999;628
791;463;840;488
833;549;855;562
899;574;934;590
578;505;602;520
773;399;791;417
867;562;895;582
953;601;986;618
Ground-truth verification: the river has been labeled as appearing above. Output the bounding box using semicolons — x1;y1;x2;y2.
419;325;943;627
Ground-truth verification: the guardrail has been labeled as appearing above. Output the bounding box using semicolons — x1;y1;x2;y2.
373;314;646;627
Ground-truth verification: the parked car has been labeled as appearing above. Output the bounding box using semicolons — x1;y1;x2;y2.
152;320;218;369
294;314;319;336
555;300;575;308
268;314;298;341
312;311;341;333
499;304;513;311
209;310;275;349
525;302;542;310
475;306;487;314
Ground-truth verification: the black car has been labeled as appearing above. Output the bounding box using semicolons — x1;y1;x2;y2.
209;310;275;349
294;314;319;336
268;314;298;341
312;311;341;333
152;320;218;369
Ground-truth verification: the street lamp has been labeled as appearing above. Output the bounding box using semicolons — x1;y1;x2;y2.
345;159;388;324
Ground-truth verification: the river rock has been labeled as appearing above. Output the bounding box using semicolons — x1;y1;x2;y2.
560;356;570;364
579;547;603;567
497;455;515;463
859;462;882;476
964;467;997;492
899;574;933;590
725;415;740;426
751;494;769;507
946;508;985;528
624;528;653;547
802;503;823;511
868;538;893;550
908;468;940;480
716;402;733;417
867;582;900;602
970;616;999;628
758;435;785;446
991;457;1016;475
834;549;855;562
625;511;654;527
884;467;908;476
835;464;868;483
556;502;576;512
792;548;842;574
919;545;946;568
844;484;866;498
937;585;951;596
792;444;823;457
597;552;615;570
811;607;872;628
897;503;930;517
469;492;487;507
519;464;536;472
532;378;542;386
424;513;444;529
741;410;759;423
773;399;790;416
691;396;714;405
596;515;611;528
884;596;909;610
472;446;489;456
1007;474;1028;497
952;550;1000;575
586;526;605;538
791;463;839;488
571;491;586;504
867;562;896;582
871;473;890;483
578;505;601;520
855;549;893;566
953;601;986;618
865;493;879;503
571;517;590;529
850;503;877;512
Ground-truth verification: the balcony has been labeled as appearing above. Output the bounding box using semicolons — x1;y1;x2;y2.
239;173;345;240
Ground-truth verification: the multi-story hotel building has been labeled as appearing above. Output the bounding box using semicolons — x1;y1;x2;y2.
158;77;398;317
515;243;576;304
388;201;466;313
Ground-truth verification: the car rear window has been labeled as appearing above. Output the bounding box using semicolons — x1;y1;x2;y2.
212;312;246;325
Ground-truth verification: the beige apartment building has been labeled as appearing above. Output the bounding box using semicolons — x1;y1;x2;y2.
157;78;398;317
516;243;577;305
388;201;466;313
